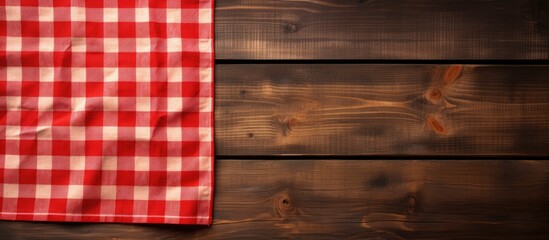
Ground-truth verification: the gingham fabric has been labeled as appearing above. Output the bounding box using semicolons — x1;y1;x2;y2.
0;0;213;225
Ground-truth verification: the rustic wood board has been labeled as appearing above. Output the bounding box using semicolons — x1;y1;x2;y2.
215;64;549;156
215;0;549;60
2;160;548;239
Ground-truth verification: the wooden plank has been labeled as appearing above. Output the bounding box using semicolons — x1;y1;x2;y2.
215;64;549;156
1;160;548;239
215;0;549;60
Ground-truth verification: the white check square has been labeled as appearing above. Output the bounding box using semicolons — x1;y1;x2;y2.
103;8;118;22
103;39;119;53
67;185;84;199
135;8;149;22
199;38;212;53
103;126;118;140
5;125;21;140
199;67;212;82
166;186;181;201
199;156;211;171
6;96;21;111
135;127;150;140
199;186;211;200
36;126;53;140
4;155;20;169
101;186;116;200
39;38;54;52
71;68;86;82
199;97;212;111
38;7;54;21
70;126;86;141
167;67;182;83
136;68;151;82
166;9;181;23
136;97;151;111
136;38;151;52
102;97;119;111
167;38;182;52
39;67;54;82
5;7;21;21
167;127;182;141
102;156;117;171
36;185;52;199
71;38;87;52
134;186;149;200
70;7;86;22
37;155;53;170
70;156;86;170
167;98;183;112
71;97;87;112
167;157;182;171
7;66;22;81
199;9;212;23
199;127;212;141
104;68;119;82
3;184;19;198
134;157;149;171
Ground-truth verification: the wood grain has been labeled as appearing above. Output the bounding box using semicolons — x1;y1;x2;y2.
215;64;549;156
2;160;548;239
215;0;549;60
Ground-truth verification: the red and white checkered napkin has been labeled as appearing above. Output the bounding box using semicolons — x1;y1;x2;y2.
0;0;213;225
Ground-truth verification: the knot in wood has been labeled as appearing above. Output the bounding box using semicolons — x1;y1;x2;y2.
274;193;297;217
275;116;299;136
407;194;417;214
425;87;443;104
430;88;442;100
285;23;298;33
288;118;298;126
426;115;446;135
443;65;463;85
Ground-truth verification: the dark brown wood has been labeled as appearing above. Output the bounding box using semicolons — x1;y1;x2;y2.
2;160;548;239
215;64;549;156
215;0;549;60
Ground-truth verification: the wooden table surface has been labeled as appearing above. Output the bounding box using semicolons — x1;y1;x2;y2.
2;0;549;239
